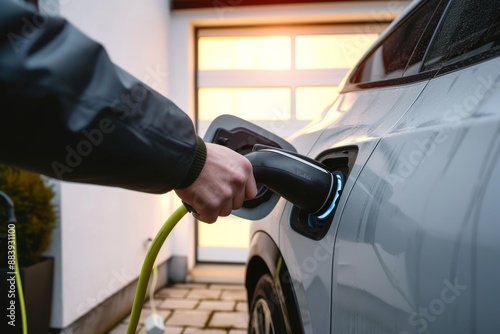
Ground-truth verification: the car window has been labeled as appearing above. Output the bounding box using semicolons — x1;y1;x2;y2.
423;0;500;71
350;0;439;84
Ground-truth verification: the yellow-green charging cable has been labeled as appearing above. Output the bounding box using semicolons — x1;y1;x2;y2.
127;205;188;334
14;230;28;334
1;191;28;334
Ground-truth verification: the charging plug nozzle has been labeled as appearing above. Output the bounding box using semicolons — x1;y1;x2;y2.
245;146;343;218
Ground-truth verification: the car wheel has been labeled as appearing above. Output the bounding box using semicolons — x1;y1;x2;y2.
249;274;287;334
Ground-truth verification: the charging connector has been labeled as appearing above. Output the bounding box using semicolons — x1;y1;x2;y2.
245;146;342;217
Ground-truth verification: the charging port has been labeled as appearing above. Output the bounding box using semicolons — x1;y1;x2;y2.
290;146;358;240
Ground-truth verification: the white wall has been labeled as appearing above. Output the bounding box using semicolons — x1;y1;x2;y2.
41;0;188;328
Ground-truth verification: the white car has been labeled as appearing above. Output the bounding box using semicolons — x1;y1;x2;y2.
206;0;500;332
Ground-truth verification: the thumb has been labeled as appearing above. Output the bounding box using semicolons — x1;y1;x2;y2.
245;175;258;200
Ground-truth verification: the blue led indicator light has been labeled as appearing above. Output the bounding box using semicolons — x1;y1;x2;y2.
316;173;343;220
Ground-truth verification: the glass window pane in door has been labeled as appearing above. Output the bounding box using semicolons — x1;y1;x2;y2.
198;36;291;70
198;87;291;120
198;217;250;247
296;34;379;69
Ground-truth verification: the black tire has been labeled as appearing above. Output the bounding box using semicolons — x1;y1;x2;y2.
249;274;288;334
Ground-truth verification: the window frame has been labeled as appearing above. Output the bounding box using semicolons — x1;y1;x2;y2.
424;0;500;78
342;0;448;93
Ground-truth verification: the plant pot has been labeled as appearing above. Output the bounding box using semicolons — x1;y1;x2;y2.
1;256;54;334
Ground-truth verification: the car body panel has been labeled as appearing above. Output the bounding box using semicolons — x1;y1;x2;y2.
332;57;500;333
275;81;429;333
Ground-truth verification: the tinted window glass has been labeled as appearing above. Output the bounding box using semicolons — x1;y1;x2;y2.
423;0;500;70
350;0;438;84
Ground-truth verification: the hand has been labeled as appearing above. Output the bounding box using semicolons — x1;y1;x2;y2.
175;143;257;223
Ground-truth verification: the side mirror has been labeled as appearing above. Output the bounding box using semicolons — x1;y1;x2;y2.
204;115;296;220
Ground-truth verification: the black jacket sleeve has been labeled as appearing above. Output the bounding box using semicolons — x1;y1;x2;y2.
0;0;206;193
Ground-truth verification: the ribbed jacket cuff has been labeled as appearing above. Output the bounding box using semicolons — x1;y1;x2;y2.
177;136;207;189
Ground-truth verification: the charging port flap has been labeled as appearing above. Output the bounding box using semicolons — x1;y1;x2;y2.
204;115;296;220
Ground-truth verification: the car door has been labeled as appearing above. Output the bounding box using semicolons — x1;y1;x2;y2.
333;0;500;333
273;1;449;332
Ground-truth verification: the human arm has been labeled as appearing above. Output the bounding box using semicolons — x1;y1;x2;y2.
0;0;256;219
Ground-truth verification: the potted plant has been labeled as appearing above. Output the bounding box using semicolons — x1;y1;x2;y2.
0;164;56;334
